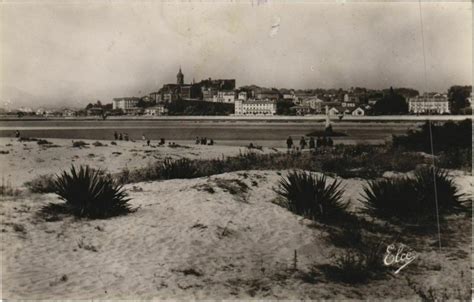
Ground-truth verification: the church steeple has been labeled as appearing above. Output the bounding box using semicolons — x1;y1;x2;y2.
177;66;184;85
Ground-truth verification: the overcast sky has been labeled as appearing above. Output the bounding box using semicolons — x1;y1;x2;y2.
1;1;472;108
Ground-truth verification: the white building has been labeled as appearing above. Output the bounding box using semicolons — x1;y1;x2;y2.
62;109;76;117
213;90;236;103
351;107;365;116
113;97;140;111
408;94;450;114
302;97;324;110
328;107;340;116
234;99;277;116
144;105;168;116
238;91;248;101
341;102;356;108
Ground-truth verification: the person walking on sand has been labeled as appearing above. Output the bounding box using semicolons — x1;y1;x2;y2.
299;136;307;150
15;130;20;138
147;138;151;146
114;131;118;140
286;136;293;150
118;133;123;140
195;136;200;144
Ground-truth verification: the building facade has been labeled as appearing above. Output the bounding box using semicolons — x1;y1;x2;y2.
234;99;277;115
213;90;236;103
408;94;450;114
113;97;140;111
144;105;168;116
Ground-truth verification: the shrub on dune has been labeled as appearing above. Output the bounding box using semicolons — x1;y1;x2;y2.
361;166;467;224
413;166;468;215
50;165;132;219
275;171;348;221
159;158;199;179
25;174;56;193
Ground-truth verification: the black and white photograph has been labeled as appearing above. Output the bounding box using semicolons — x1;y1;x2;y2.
0;0;472;300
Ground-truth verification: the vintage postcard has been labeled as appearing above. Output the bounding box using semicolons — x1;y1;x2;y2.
0;0;472;300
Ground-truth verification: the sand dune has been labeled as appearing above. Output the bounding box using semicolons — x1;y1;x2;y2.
0;138;277;188
0;137;471;299
1;168;471;299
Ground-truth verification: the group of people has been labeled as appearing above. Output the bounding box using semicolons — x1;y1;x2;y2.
286;135;333;151
196;137;214;146
113;131;130;141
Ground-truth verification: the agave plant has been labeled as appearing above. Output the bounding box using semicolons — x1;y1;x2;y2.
361;166;467;223
276;171;348;220
413;166;467;215
361;177;417;221
53;165;131;218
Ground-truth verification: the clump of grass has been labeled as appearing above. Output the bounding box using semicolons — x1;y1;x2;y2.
114;145;433;185
24;174;56;193
159;158;199;179
92;141;107;147
214;179;249;195
46;165;132;219
393;119;471;153
19;137;38;142
0;178;21;196
37;139;52;145
72;141;89;148
321;146;427;178
316;239;387;284
437;148;471;171
275;171;348;221
326;222;363;248
361;166;467;224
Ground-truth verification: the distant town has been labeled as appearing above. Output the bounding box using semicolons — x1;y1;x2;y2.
1;67;472;118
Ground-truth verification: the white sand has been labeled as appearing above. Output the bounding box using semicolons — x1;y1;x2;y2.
0;137;280;188
0;137;471;299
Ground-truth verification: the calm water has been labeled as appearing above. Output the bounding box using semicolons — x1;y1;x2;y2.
0;119;421;147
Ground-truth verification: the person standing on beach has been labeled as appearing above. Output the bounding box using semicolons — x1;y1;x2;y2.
114;131;118;140
322;136;328;147
15;130;20;138
119;133;123;140
299;136;307;150
286;136;293;150
309;137;315;150
328;137;334;147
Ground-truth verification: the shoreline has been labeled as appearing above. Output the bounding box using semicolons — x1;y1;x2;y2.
0;114;471;122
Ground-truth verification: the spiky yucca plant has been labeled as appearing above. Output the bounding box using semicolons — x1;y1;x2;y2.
413;166;467;215
276;171;347;220
361;166;466;223
53;165;131;218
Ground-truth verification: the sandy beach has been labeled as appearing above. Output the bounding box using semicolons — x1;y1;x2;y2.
0;137;472;299
0;137;278;188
